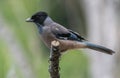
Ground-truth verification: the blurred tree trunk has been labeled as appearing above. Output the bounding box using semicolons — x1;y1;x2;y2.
83;0;120;78
114;0;120;77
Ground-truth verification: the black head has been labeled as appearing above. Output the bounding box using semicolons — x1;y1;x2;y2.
26;11;48;25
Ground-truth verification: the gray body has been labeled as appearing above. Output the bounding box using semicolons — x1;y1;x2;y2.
26;11;115;54
39;20;86;52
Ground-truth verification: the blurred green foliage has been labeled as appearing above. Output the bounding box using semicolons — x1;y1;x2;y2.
0;0;89;78
0;39;11;78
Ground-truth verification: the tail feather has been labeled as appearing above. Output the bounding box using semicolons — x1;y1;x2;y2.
84;42;115;55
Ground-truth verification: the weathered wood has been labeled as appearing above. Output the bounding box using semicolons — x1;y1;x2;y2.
49;40;61;78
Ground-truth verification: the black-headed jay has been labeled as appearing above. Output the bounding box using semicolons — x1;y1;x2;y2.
26;11;115;55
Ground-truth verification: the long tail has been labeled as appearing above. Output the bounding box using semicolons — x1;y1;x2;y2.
84;42;115;55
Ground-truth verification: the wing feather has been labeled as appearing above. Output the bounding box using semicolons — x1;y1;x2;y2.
51;23;86;41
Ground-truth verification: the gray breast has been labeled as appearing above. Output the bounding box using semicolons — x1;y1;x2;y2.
40;26;56;48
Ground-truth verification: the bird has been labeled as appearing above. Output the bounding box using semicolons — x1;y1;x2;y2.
26;11;115;55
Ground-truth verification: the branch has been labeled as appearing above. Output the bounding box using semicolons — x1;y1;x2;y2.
49;40;61;78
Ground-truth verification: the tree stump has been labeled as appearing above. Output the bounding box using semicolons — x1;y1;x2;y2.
49;40;61;78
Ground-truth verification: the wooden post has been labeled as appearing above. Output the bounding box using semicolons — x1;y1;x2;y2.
49;40;61;78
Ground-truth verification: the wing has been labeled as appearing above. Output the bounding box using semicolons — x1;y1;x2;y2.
51;23;86;41
68;29;86;41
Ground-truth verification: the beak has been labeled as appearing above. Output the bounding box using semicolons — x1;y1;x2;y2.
26;18;33;22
